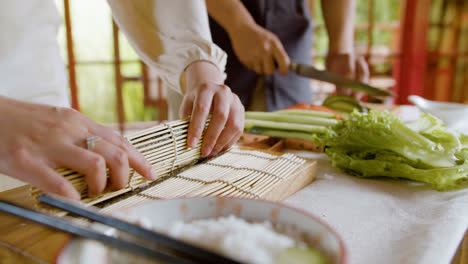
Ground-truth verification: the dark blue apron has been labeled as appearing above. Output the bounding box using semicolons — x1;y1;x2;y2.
209;0;313;111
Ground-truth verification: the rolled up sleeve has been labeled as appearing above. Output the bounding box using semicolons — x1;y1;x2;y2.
107;0;227;94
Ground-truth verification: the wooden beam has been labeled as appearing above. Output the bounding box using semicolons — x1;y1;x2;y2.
112;20;125;133
63;0;80;111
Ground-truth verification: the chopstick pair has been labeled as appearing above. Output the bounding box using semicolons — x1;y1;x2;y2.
0;194;242;264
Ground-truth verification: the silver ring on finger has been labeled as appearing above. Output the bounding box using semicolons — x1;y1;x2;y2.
86;135;101;151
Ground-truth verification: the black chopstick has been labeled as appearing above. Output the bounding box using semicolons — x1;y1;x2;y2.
0;200;195;264
38;194;242;264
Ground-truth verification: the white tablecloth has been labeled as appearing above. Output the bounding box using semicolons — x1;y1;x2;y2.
284;106;468;264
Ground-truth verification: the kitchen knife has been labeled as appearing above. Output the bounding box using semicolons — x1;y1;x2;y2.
290;62;395;97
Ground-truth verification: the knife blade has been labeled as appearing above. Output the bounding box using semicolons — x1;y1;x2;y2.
290;62;395;97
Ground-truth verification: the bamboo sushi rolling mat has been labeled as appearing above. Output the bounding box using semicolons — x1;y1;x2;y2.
0;119;317;263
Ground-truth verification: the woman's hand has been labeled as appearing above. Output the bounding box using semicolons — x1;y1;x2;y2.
0;97;155;200
180;61;245;157
227;22;290;75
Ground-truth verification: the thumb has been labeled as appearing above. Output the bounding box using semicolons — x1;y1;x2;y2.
355;56;370;82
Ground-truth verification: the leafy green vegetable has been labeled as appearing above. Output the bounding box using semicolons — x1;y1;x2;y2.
319;111;460;168
326;148;468;190
460;134;468;150
407;113;461;152
319;111;468;190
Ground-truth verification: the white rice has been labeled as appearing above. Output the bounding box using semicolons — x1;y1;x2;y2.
167;215;296;264
89;215;299;264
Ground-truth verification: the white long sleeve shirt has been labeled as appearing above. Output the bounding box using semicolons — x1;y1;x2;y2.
108;0;227;120
0;0;70;107
0;0;227;191
0;0;227;113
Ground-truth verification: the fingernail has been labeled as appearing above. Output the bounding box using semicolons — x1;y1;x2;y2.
150;170;158;180
208;151;218;158
202;147;211;157
189;137;199;148
71;191;81;201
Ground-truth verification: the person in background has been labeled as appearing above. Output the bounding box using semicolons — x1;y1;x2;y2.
206;0;369;111
0;0;243;199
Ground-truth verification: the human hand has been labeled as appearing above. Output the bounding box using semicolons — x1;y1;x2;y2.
0;97;155;200
180;61;244;157
326;53;369;100
227;22;290;75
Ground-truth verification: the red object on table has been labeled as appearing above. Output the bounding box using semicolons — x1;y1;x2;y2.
393;0;431;105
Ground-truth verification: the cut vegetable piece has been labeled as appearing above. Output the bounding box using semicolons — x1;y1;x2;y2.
322;95;366;113
276;109;336;119
245;119;328;134
276;247;327;264
248;128;319;142
246;112;338;126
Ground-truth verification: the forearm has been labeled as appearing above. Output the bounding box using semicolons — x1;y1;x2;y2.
321;0;356;54
206;0;256;34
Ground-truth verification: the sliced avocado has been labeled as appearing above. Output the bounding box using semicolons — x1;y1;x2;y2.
323;95;367;113
276;246;327;264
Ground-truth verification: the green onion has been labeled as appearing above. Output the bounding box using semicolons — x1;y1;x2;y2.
245;119;328;134
246;112;338;127
275;109;336;119
249;128;318;142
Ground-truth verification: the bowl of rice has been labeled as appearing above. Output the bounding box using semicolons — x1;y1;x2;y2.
56;197;346;264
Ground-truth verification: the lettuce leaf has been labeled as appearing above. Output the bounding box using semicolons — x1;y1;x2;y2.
321;111;460;168
326;148;468;191
319;111;468;190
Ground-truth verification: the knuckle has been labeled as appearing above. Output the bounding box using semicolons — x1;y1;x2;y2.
196;103;210;114
228;117;244;133
52;180;71;196
89;155;106;173
113;150;128;167
114;136;129;150
233;122;244;134
198;83;210;92
10;145;28;165
213;108;228;120
219;84;230;92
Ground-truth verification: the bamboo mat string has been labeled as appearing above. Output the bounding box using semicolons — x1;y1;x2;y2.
164;122;178;176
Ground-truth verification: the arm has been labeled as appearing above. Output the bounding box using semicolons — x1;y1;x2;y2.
108;0;244;156
206;0;290;75
0;96;155;199
321;0;369;96
321;0;355;55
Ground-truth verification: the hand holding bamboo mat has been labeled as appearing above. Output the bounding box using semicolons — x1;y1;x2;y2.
31;118;208;206
30;117;316;210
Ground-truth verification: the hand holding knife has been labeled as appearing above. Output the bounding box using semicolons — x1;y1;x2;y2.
289;61;395;97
